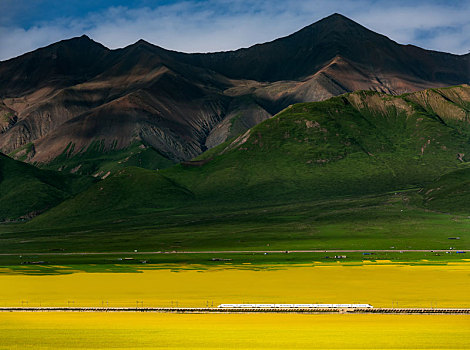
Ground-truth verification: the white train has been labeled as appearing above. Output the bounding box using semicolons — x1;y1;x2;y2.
217;304;373;308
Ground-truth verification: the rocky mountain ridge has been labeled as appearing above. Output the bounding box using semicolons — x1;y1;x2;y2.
0;14;468;174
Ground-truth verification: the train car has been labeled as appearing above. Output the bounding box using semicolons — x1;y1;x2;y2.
217;304;373;308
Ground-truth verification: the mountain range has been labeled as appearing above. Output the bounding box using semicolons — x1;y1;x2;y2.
1;13;469;177
1;12;470;250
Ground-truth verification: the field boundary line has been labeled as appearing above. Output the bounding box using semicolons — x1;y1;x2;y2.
0;249;469;256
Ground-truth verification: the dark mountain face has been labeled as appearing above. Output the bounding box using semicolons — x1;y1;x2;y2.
184;13;384;81
0;14;468;174
0;35;112;96
184;14;469;83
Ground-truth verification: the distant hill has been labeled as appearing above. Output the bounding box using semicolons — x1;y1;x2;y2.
30;85;470;225
0;14;468;175
0;153;94;220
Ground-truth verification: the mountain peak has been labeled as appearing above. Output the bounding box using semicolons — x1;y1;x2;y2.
124;39;169;54
55;35;106;50
136;39;150;45
131;39;156;48
310;13;367;32
186;12;468;83
324;13;351;20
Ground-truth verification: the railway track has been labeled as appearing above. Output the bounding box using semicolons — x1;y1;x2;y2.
1;307;469;314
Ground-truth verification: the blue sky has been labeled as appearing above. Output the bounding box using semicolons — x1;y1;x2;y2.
1;0;469;61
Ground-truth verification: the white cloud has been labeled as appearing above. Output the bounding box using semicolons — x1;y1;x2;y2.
1;0;469;61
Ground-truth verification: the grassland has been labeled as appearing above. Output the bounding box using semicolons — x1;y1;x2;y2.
0;313;469;349
1;252;468;269
0;189;468;262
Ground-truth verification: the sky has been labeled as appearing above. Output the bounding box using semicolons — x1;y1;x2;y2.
0;0;469;61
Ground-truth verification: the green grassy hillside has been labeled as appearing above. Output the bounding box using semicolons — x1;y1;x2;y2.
30;166;194;226
1;86;469;255
422;167;470;214
0;153;95;220
41;141;175;176
171;86;470;203
29;85;470;226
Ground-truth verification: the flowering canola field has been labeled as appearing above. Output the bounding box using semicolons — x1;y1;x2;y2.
0;262;468;308
0;313;469;349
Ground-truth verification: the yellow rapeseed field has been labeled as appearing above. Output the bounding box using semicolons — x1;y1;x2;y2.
0;262;469;308
0;313;469;349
